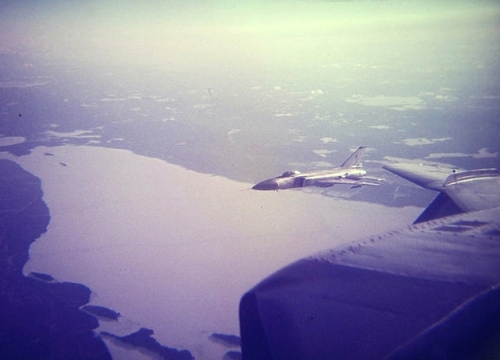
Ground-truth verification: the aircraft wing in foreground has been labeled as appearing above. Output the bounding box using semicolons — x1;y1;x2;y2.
252;146;383;191
384;164;500;223
239;166;500;360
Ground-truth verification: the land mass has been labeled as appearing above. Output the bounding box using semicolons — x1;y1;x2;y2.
0;159;195;359
101;328;194;360
0;159;111;359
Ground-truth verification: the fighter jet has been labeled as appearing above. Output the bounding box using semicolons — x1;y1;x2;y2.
252;146;382;191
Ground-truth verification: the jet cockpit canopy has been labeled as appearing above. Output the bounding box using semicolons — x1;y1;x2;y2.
281;170;301;177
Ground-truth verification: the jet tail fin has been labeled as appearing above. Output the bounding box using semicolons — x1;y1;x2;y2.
340;146;366;169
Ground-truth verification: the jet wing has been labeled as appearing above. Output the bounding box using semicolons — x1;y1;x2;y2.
311;179;379;187
303;174;379;187
384;164;500;201
239;207;500;360
385;165;500;223
302;173;344;181
383;163;451;191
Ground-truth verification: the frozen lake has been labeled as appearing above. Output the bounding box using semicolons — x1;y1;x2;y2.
1;145;420;359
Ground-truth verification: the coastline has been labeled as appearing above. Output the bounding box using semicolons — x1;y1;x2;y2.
0;157;196;360
0;159;111;359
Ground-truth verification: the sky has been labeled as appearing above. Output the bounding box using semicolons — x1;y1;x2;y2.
2;0;499;74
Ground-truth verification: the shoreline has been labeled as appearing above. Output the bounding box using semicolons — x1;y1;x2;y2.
0;159;111;359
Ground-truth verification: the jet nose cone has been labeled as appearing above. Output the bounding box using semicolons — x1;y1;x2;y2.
252;179;279;191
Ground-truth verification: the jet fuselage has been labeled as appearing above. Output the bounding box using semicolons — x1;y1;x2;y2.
252;168;367;191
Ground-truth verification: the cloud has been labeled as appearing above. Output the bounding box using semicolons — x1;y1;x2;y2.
346;95;425;110
227;129;241;144
43;130;101;140
397;137;452;146
320;137;338;144
425;148;498;159
313;149;336;158
0;136;26;147
0;81;48;88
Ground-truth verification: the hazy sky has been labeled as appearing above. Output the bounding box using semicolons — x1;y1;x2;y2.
2;0;499;75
